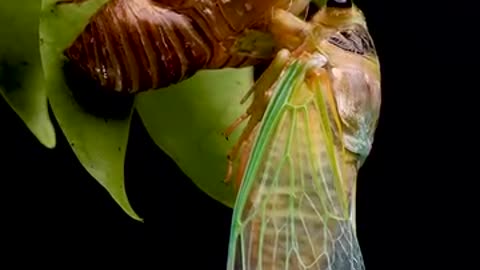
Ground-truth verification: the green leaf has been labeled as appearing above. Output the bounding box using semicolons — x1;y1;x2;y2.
136;68;253;208
39;0;141;220
0;0;56;148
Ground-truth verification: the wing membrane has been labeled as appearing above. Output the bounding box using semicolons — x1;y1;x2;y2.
227;60;364;270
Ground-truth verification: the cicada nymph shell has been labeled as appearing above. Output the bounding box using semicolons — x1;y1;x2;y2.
61;0;310;94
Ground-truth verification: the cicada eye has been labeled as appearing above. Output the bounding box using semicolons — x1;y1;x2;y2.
326;0;353;8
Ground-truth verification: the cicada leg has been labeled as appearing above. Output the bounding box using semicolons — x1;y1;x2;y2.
269;8;312;51
224;49;292;187
224;125;258;192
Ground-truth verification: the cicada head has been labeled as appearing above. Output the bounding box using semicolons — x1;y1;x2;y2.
312;0;367;28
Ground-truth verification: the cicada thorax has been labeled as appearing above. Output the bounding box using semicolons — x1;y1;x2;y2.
63;0;310;94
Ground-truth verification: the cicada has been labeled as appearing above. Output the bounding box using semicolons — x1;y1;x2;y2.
57;0;310;94
223;0;381;269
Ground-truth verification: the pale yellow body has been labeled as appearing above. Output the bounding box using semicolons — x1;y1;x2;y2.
225;3;381;270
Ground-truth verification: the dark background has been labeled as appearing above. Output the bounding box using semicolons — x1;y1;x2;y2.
0;0;466;269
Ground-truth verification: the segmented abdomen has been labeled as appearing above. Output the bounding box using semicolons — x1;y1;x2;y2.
64;0;308;94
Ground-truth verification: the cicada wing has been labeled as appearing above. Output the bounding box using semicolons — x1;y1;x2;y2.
227;59;364;270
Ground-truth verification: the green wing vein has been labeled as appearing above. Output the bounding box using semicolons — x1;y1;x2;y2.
227;61;365;270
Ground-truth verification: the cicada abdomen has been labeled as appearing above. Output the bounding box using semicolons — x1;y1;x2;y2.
61;0;310;94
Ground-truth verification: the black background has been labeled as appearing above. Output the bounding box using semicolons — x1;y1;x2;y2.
0;0;468;269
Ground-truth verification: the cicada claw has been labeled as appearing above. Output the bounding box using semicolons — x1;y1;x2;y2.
224;125;258;192
224;120;257;185
224;159;234;184
223;113;249;140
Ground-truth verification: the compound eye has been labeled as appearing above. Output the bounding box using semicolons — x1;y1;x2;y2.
326;0;353;8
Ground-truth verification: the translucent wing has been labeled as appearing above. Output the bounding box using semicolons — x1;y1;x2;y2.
227;58;365;270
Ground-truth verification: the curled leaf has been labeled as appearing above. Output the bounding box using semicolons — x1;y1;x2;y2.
39;0;140;220
0;0;55;148
136;68;253;208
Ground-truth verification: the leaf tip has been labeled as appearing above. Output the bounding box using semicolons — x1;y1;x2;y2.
39;128;57;149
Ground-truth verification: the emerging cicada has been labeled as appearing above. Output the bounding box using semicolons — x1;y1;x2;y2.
223;0;381;269
59;0;310;94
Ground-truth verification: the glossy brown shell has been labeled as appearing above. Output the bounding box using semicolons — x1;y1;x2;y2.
63;0;308;94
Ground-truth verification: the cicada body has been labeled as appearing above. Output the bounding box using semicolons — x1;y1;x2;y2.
59;0;310;94
224;1;381;269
